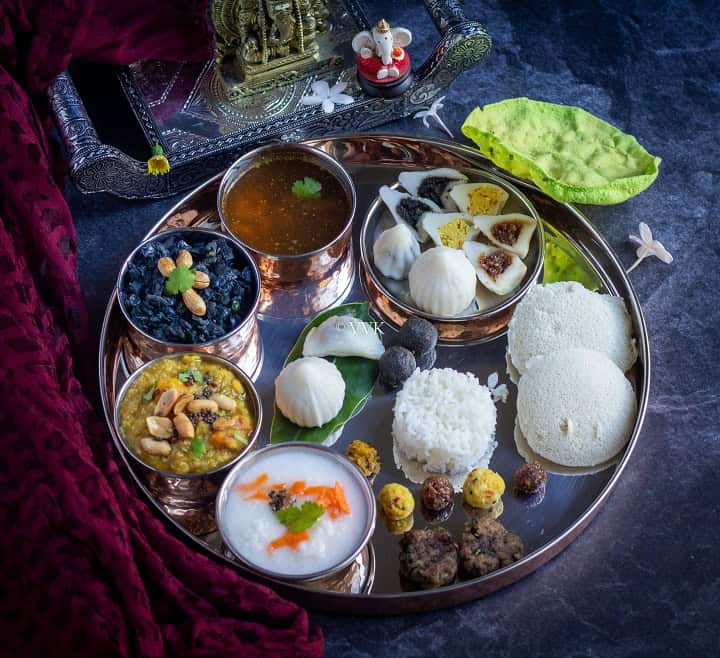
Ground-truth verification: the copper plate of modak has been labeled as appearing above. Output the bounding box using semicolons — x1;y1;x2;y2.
100;135;650;614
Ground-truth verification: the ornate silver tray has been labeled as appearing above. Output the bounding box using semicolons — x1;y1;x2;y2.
49;0;490;199
99;135;650;614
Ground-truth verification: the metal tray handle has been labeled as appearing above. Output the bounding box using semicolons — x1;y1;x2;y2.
425;0;470;31
411;0;491;106
48;1;491;198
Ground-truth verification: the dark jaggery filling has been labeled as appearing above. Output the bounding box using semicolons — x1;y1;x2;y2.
478;251;512;279
417;177;450;207
491;221;522;246
397;197;434;228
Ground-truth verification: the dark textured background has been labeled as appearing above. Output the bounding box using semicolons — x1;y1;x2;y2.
65;0;720;655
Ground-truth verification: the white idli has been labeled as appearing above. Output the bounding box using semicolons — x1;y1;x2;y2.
507;281;637;377
513;421;620;476
517;348;637;469
392;368;497;489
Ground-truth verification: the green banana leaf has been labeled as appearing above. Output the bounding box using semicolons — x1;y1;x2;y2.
270;302;379;444
462;98;661;205
542;223;601;290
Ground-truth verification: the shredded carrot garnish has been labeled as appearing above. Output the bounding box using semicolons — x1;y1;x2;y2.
316;491;336;518
237;473;352;552
334;481;350;514
238;474;287;500
268;530;309;553
236;473;268;492
295;482;352;520
243;483;285;501
289;481;307;495
245;491;272;501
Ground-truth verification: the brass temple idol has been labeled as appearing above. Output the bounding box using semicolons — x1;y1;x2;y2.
211;0;330;87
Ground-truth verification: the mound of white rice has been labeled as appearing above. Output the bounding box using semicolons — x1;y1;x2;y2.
506;281;637;381
392;368;497;480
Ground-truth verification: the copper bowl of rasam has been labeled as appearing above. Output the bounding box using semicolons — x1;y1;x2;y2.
218;144;357;318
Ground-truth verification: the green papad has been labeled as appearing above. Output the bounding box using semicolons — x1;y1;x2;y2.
461;98;661;205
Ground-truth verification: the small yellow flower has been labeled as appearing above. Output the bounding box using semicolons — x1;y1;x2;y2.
147;143;170;176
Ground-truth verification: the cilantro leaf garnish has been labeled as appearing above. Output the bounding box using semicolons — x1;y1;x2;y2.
276;501;324;532
165;264;196;295
189;438;206;458
178;367;203;384
142;383;157;402
233;430;248;445
291;177;322;200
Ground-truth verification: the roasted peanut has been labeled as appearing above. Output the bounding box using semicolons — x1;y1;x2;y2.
182;289;206;316
176;249;193;268
153;389;179;416
140;437;172;456
210;393;236;412
173;393;194;414
192;270;210;289
187;399;219;414
157;257;176;277
146;416;174;438
173;412;195;439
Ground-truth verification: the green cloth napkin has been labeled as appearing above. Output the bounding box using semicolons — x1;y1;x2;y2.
461;98;661;205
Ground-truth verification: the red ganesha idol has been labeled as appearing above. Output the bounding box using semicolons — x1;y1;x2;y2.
352;19;413;97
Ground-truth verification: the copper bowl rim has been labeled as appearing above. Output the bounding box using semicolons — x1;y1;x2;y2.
116;227;261;350
216;442;377;582
359;171;546;325
216;143;357;261
113;351;263;480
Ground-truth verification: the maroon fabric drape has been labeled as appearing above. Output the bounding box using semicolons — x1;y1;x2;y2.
0;1;324;656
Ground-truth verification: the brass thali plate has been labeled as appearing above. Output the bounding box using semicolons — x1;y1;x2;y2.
99;135;650;614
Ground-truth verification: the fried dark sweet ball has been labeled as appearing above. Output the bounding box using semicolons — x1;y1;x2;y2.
399;527;458;589
419;475;454;511
379;346;416;388
397;317;438;355
459;516;524;579
414;347;436;370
